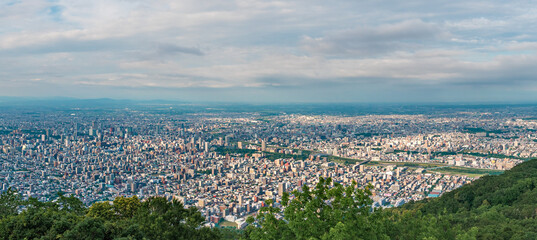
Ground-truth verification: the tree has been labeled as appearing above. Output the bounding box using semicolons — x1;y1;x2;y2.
87;201;116;220
132;196;220;240
245;177;385;240
0;188;22;219
58;193;86;215
114;196;141;219
63;217;106;240
0;196;82;239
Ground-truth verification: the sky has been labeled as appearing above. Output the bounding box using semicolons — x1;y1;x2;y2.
1;0;537;103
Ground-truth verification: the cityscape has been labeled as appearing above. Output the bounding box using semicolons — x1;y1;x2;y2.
2;0;537;238
1;101;536;229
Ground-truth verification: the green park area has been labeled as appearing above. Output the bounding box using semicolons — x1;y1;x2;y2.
429;166;504;177
219;221;238;228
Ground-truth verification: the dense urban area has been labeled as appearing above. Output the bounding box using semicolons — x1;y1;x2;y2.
1;101;537;229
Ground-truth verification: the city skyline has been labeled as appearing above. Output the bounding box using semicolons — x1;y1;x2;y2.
1;103;531;228
2;1;537;102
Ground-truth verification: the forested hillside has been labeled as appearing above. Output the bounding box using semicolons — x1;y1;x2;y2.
244;159;537;240
400;158;537;239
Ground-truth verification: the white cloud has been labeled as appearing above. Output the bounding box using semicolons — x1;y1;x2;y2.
1;0;537;101
445;17;507;30
301;19;447;56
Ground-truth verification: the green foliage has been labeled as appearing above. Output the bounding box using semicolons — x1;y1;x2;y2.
57;193;86;215
432;166;504;176
0;188;21;219
432;151;526;160
0;192;220;240
0;195;82;240
113;195;141;219
244;159;537;239
399;158;537;239
244;177;386;240
214;146;312;161
131;196;220;240
87;201;115;220
214;147;258;156
63;217;106;240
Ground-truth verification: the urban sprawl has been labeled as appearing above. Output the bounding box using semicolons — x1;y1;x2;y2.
1;105;536;228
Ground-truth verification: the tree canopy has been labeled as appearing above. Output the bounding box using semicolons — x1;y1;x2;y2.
244;177;384;240
0;193;220;240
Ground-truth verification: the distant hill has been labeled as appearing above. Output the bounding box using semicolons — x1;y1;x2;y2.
397;158;537;239
405;158;537;213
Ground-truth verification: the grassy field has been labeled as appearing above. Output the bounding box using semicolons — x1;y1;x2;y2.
366;161;445;169
327;155;362;165
430;166;504;177
219;221;238;228
432;151;527;160
215;145;365;165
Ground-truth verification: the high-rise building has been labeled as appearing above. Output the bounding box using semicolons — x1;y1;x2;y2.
129;182;136;193
261;140;266;151
278;182;286;196
225;136;230;146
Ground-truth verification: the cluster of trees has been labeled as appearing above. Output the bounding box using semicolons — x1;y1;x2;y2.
243;159;537;240
243;177;384;240
0;192;220;239
3;159;537;239
400;158;537;239
242;177;463;240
